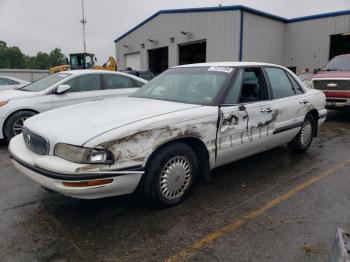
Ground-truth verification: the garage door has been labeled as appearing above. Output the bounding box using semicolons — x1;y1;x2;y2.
179;41;206;65
125;52;141;70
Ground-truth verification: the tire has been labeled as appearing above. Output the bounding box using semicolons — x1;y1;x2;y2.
288;114;316;153
143;142;198;208
4;110;36;140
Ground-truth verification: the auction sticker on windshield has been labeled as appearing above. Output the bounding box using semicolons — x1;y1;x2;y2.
208;66;234;73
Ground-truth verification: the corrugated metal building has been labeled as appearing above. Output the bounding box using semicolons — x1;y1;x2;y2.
114;5;350;74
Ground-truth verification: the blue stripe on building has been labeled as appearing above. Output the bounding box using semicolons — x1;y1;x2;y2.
114;5;350;43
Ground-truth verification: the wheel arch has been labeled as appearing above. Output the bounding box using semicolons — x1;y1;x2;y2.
306;109;319;137
145;136;211;179
3;109;39;138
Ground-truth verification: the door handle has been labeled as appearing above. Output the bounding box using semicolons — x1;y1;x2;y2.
261;108;273;113
299;100;309;104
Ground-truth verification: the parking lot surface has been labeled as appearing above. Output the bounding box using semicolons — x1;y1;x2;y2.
0;110;349;262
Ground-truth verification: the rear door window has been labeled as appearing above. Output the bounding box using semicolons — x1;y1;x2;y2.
102;74;135;89
265;67;296;99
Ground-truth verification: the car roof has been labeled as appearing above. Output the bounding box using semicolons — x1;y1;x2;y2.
333;54;350;58
63;69;118;75
61;70;147;82
122;70;153;74
173;62;284;68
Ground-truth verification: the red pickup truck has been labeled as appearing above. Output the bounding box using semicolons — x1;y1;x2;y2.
303;54;350;109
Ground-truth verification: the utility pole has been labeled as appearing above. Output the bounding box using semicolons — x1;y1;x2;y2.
80;0;87;53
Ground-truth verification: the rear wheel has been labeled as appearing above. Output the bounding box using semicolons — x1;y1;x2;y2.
143;142;198;207
288;114;316;153
4;110;36;140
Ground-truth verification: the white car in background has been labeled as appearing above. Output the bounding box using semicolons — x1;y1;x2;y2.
0;70;146;140
0;76;30;90
9;62;327;207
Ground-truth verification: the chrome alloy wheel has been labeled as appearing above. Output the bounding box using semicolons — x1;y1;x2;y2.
13;117;28;135
159;156;192;200
300;120;313;147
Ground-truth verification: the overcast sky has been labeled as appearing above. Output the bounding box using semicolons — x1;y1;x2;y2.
0;0;349;64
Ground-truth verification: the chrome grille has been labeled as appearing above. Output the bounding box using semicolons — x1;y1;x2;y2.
22;128;49;155
313;80;350;90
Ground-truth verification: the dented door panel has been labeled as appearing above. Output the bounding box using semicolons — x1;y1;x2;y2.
267;94;308;148
215;102;275;167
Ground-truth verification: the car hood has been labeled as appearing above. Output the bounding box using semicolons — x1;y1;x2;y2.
24;97;202;146
0;89;39;100
305;71;350;80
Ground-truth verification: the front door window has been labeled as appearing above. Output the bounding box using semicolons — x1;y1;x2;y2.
216;67;272;167
239;68;268;103
65;74;101;93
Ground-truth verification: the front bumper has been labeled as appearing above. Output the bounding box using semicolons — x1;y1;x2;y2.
9;135;144;199
325;92;350;109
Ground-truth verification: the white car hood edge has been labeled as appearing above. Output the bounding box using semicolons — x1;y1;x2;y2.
24;97;202;147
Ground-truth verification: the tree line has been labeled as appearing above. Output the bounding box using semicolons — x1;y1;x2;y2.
0;40;67;70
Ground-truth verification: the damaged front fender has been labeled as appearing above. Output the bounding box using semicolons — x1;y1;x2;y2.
79;108;219;173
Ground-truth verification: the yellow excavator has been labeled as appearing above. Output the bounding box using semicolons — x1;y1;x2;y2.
49;53;117;74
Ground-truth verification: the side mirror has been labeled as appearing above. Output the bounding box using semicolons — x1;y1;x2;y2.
313;68;321;74
56;84;71;94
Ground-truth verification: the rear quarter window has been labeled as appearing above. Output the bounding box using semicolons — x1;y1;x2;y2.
132;79;145;87
287;73;305;95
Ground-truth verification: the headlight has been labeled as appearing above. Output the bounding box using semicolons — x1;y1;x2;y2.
54;143;114;164
302;80;312;89
0;100;8;107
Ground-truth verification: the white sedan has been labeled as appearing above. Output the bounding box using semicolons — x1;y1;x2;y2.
0;76;30;90
9;62;327;207
0;70;146;140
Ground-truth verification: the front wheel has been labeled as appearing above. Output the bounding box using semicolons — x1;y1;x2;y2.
4;110;36;140
143;142;198;208
288;114;316;153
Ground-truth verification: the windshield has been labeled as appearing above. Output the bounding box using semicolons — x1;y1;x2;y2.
323;56;350;71
132;67;233;105
21;73;71;92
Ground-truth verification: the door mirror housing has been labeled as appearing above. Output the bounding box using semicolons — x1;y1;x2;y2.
56;84;71;94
